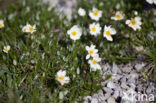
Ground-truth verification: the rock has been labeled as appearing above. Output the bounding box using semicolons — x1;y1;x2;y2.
128;83;136;89
113;91;120;99
112;63;119;74
102;63;111;72
107;97;116;103
121;83;129;89
97;93;105;101
99;101;106;103
103;87;113;93
103;93;111;100
91;98;98;103
107;81;120;89
127;73;139;83
92;94;98;98
121;64;132;73
134;63;146;71
112;74;122;81
120;76;127;82
121;99;131;103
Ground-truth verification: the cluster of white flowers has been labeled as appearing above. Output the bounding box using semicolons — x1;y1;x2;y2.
69;7;118;41
0;6;143;87
146;0;156;4
22;24;36;34
66;7;143;72
86;45;101;71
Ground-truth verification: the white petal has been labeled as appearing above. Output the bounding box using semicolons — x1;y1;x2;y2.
106;36;113;41
126;20;130;24
86;54;90;59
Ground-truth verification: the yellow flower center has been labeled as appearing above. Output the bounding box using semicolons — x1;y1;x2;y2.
89;50;94;54
106;30;111;36
93;11;98;16
58;76;64;80
115;15;121;20
4;48;8;52
92;60;97;64
92;27;96;32
29;27;34;32
0;23;2;28
131;19;136;25
72;31;77;36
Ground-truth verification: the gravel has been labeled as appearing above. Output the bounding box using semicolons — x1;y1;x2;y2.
84;61;156;103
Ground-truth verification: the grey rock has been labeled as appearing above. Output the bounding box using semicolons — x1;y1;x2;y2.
113;91;119;99
98;90;104;96
121;64;132;73
103;93;111;100
107;97;116;103
92;94;98;98
112;75;122;81
134;63;146;71
103;87;113;93
127;78;136;84
97;94;106;101
91;98;98;103
120;76;127;82
107;81;120;89
102;63;111;72
99;101;106;103
112;63;119;74
128;83;136;89
121;99;132;103
121;83;129;89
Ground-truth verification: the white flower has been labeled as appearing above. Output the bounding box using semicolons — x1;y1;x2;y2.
89;23;101;36
22;25;29;32
103;25;116;41
88;55;101;71
78;8;86;16
89;8;102;21
56;70;70;85
67;25;82;41
0;20;4;28
146;0;156;4
3;45;10;53
22;24;36;34
111;11;125;21
126;17;142;31
85;44;98;59
27;24;36;34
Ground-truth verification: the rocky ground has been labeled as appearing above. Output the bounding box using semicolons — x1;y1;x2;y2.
43;0;77;20
84;61;156;103
43;0;156;103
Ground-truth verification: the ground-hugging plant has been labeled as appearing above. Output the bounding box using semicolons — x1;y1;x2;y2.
0;0;103;103
0;0;156;103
